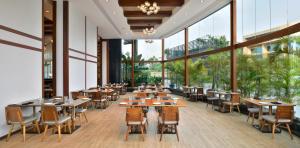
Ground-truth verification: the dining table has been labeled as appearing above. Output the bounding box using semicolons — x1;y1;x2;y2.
18;97;91;132
206;90;231;112
119;97;187;107
244;98;295;132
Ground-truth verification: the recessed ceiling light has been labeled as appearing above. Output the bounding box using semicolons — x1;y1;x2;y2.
200;0;204;3
105;0;109;2
45;10;50;13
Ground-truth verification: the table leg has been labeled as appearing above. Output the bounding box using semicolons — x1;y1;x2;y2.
268;105;272;115
72;106;76;129
259;106;263;128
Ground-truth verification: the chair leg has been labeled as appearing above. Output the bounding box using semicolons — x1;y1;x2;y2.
125;126;130;141
140;125;144;141
58;125;61;142
83;112;88;123
229;105;232;113
160;125;164;141
286;123;293;140
251;113;255;125
6;124;14;142
22;125;26;142
42;125;48;141
68;120;72;134
237;105;241;114
35;120;40;134
175;125;179;141
247;112;250;122
272;123;276;139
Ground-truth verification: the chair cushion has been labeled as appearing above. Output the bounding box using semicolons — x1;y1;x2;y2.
262;115;291;123
43;115;71;125
127;117;146;125
76;108;87;113
207;97;218;101
223;102;239;105
158;117;178;125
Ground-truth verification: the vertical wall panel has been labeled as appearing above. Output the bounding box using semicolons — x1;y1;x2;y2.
0;0;42;137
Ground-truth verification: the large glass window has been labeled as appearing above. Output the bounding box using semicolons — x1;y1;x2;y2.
188;52;230;91
164;60;184;89
136;40;162;61
164;30;185;60
237;32;300;107
134;62;162;86
188;5;230;55
121;40;132;86
237;0;300;43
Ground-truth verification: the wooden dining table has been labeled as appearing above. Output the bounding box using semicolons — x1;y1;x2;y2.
119;97;187;107
18;98;91;132
244;98;295;131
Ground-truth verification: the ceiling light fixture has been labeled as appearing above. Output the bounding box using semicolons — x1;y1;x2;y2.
145;40;154;43
137;1;160;16
143;27;156;35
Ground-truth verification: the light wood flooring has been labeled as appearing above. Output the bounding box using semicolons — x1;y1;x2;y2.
0;93;299;148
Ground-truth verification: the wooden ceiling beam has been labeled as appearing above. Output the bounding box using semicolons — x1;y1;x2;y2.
124;11;172;17
127;19;162;25
118;0;184;7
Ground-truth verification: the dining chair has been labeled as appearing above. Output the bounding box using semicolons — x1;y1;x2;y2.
182;86;190;99
158;106;179;141
89;91;108;109
222;93;241;113
125;107;147;141
206;89;218;109
41;105;72;142
190;87;203;102
74;96;89;125
71;91;83;100
261;105;294;140
5;105;40;142
157;92;168;97
136;92;147;98
246;101;269;125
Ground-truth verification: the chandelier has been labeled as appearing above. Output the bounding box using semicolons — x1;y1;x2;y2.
137;1;160;15
143;27;156;35
145;40;154;43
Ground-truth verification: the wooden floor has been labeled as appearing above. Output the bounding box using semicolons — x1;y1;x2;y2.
1;93;300;148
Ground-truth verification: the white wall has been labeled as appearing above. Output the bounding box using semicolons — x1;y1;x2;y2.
86;18;98;88
68;1;98;93
56;0;64;96
102;41;108;86
0;0;42;137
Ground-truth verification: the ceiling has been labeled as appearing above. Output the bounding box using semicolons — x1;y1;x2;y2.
70;0;231;39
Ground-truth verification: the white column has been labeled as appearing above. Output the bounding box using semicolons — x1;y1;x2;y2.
56;0;63;96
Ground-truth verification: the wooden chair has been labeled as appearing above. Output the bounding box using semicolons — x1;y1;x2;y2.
157;92;168;97
158;106;179;141
246;101;269;125
125;108;147;141
136;92;147;98
89;91;108;109
190;87;203;102
206;90;218;109
5;105;40;142
41;105;72;142
71;91;83;100
222;93;241;113
261;105;294;139
182;86;191;99
74;96;89;125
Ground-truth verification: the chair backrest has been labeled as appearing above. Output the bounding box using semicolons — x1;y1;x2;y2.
41;105;58;122
136;92;147;98
5;105;23;124
231;93;240;103
276;105;294;121
157;92;167;97
196;87;203;94
71;91;82;100
89;91;101;100
162;107;179;123
126;108;143;123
